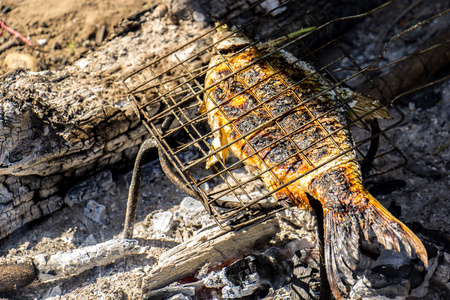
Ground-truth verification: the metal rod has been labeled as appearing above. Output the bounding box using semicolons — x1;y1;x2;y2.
123;138;158;239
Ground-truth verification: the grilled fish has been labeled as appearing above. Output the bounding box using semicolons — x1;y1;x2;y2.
201;26;428;299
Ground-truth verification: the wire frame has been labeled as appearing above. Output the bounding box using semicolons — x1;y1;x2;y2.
122;0;446;229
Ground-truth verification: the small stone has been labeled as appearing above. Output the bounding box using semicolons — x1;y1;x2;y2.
152;4;168;19
180;197;204;211
193;11;206;23
153;211;173;234
2;6;11;14
84;234;97;245
3;53;38;72
40;22;49;28
84;200;106;224
53;42;62;50
37;39;47;46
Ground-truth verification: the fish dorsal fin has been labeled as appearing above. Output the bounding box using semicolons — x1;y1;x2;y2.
340;88;391;123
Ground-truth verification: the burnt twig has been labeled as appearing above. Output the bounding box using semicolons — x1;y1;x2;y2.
0;37;20;55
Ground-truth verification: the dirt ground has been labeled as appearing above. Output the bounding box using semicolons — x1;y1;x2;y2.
0;0;149;74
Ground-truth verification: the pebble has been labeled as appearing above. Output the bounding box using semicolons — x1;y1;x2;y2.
3;53;38;72
193;11;206;23
179;196;204;211
37;39;47;46
83;234;97;246
2;6;11;14
84;200;106;224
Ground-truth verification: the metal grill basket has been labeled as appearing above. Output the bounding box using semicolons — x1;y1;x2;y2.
122;0;449;231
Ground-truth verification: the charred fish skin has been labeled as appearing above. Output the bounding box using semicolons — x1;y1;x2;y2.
203;26;428;299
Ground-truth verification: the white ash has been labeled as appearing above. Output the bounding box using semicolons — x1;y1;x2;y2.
45;285;62;298
34;239;147;282
153;211;173;234
83;234;98;246
174;196;213;228
202;266;264;298
222;272;262;298
84;200;107;224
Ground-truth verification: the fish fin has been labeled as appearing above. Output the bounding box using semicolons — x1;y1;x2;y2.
206;129;230;169
206;137;229;168
323;192;428;300
340;88;391;123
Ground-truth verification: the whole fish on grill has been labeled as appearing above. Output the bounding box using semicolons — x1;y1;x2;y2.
201;25;428;299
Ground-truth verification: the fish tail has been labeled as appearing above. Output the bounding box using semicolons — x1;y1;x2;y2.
310;168;428;299
321;190;428;299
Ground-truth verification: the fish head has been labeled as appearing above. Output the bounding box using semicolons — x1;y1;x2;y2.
212;24;250;53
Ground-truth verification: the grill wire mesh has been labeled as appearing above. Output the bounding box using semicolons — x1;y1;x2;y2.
123;0;449;229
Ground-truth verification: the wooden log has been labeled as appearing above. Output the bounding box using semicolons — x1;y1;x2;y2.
0;261;37;292
0;239;146;291
357;15;450;103
33;239;147;282
142;218;280;292
0;0;205;239
368;34;450;103
0;68;148;240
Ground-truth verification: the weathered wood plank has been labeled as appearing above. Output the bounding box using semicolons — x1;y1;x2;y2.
142;219;280;292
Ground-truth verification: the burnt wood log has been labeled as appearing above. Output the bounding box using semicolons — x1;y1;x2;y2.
0;2;207;240
0;239;146;292
142;219;280;293
0;68;148;240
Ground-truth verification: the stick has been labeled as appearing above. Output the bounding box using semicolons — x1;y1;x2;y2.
142;218;280;292
33;239;147;282
0;37;20;55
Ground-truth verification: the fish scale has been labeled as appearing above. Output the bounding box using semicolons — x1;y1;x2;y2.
202;26;428;300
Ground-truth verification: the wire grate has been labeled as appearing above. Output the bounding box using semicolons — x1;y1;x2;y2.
123;0;448;229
